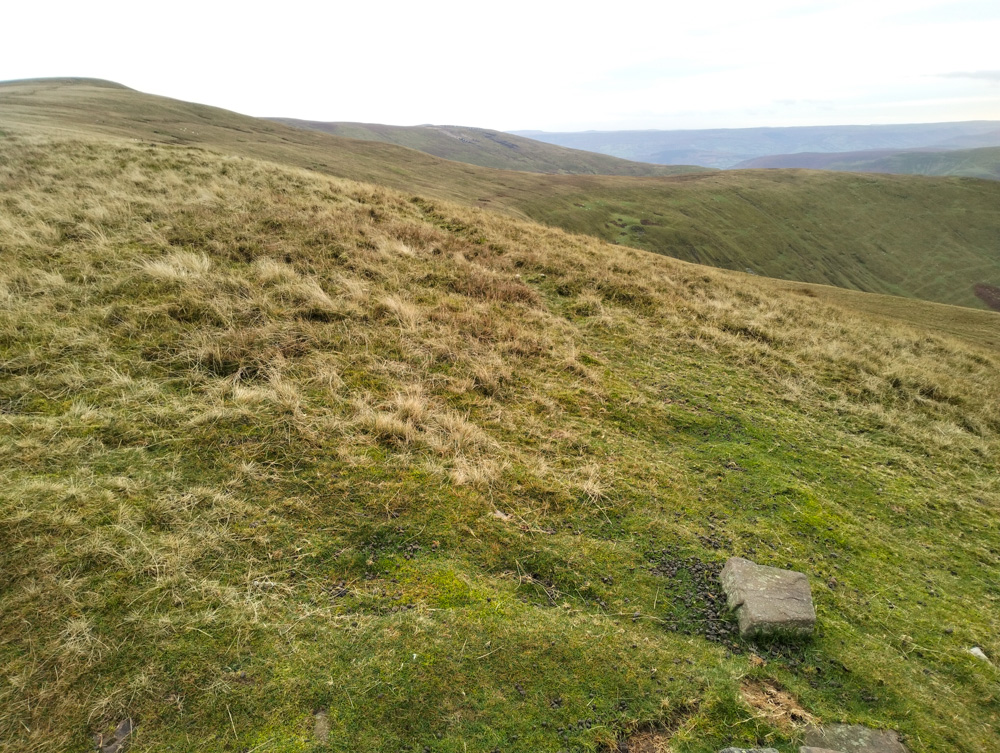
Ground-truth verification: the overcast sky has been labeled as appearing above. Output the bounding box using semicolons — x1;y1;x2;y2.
3;0;998;131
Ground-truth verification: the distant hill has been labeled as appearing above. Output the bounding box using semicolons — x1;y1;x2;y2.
736;146;1000;181
4;78;1000;311
269;119;704;176
514;122;1000;168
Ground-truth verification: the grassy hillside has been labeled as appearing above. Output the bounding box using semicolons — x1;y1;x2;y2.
269;119;701;176
3;79;1000;313
518;169;1000;310
736;147;1000;181
2;122;1000;753
515;123;1000;168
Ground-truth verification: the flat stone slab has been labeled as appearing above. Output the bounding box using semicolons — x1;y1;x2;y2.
719;557;816;637
719;748;780;753
803;724;910;753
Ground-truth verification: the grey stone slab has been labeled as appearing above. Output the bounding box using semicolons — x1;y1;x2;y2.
719;557;816;637
799;748;843;753
718;748;779;753
803;724;910;753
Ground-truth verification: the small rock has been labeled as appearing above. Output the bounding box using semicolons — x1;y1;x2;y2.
968;647;992;664
492;510;512;522
719;557;816;637
718;748;779;753
803;724;910;753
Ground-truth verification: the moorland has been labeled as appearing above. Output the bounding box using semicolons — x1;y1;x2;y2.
0;78;998;753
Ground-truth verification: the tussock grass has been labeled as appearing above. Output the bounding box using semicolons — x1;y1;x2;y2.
0;130;998;753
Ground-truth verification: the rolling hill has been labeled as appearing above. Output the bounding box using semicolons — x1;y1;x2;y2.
4;79;1000;314
735;146;1000;181
269;119;703;176
2;101;1000;753
514;122;1000;169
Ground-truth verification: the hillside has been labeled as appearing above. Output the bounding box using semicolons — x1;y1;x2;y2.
3;79;1000;312
736;147;1000;182
514;123;1000;169
2;118;1000;753
269;119;702;176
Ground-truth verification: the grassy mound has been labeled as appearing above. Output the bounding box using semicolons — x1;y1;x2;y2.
1;131;998;752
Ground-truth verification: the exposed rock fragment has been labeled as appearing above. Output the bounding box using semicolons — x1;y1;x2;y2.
95;718;135;753
719;557;816;637
803;724;910;753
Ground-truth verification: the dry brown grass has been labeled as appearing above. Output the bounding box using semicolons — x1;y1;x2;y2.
740;680;818;730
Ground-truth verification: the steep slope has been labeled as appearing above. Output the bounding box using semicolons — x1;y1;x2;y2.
736;147;1000;181
514;122;1000;168
269;119;703;176
2;126;999;753
3;79;1000;311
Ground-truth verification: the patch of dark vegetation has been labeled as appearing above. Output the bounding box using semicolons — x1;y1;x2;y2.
596;280;658;312
718;319;778;346
437;266;540;305
639;218;661;226
647;548;740;648
973;282;1000;312
484;132;519;150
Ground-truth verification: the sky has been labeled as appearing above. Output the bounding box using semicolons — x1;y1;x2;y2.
3;0;999;131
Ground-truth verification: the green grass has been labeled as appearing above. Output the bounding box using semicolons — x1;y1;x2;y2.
270;120;704;176
740;147;1000;181
3;79;1000;311
828;147;1000;181
0;126;999;753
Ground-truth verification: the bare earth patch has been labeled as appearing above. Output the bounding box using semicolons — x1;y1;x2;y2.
973;282;1000;312
741;680;817;729
618;730;673;753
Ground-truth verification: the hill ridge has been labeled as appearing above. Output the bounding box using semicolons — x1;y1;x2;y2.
269;117;706;176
